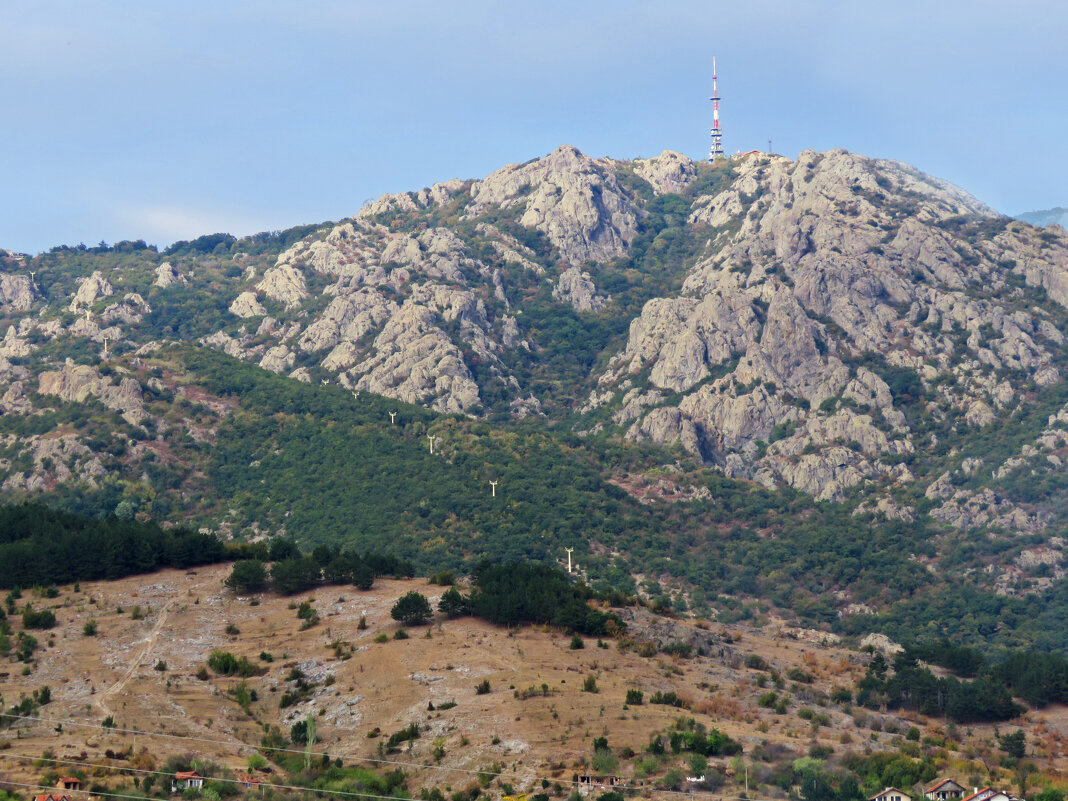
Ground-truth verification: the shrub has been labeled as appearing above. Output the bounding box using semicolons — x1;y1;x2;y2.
625;689;644;705
207;650;264;678
475;679;491;695
83;619;98;636
22;606;56;629
569;634;585;650
744;654;768;670
583;675;599;693
649;690;685;708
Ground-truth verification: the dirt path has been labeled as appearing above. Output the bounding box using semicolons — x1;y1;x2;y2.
95;599;174;719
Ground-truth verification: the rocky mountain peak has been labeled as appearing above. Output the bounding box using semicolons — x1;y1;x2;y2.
468;143;645;264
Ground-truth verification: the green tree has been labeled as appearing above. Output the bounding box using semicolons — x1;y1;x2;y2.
438;587;469;617
225;560;267;593
391;591;432;625
999;730;1026;760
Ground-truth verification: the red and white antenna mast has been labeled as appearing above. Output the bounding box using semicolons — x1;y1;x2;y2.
709;56;724;161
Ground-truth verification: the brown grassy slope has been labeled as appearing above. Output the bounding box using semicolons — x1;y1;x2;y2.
3;567;1068;796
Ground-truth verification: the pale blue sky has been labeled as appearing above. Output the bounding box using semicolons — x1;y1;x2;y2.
2;0;1065;254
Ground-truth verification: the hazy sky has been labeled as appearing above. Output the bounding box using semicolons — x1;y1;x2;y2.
2;0;1065;254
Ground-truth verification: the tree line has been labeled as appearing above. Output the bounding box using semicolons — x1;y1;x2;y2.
0;502;228;588
225;539;414;595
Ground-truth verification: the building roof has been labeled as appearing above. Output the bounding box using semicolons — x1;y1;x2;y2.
174;771;203;781
238;776;263;784
58;779;82;786
872;789;912;801
961;789;1009;801
927;780;965;793
35;794;73;801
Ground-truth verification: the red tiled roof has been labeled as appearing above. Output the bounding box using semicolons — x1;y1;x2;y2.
175;771;202;780
35;794;73;801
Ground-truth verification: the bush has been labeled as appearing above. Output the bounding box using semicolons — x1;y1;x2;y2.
625;689;644;705
475;679;491;695
207;650;264;677
583;675;599;693
569;634;584;650
22;606;56;629
744;654;768;670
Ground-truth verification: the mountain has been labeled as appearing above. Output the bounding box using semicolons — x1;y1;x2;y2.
5;146;1068;647
1016;206;1068;228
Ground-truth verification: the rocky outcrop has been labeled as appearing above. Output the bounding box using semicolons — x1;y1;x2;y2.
0;326;33;358
348;303;481;415
553;267;607;312
153;261;187;288
230;291;267;318
0;274;36;311
1;434;106;493
467;145;644;264
69;271;114;309
631;150;698;195
256;263;308;309
38;360;145;425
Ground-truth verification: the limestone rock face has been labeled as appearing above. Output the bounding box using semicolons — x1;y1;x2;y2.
348;302;482;415
153;261;186;288
69;271;113;309
38;360;145;425
468;144;644;264
553;267;607;312
631;150;698;195
0;274;36;311
0;326;33;358
586;148;1068;501
256;263;308;309
230;291;267;318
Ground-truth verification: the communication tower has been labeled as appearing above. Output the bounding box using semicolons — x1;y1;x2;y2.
709;56;724;161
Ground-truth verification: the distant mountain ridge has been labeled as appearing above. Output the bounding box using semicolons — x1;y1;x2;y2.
6;146;1068;645
1016;206;1068;228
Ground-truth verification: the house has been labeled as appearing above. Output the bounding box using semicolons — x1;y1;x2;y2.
926;780;966;801
57;779;83;792
962;790;1011;801
34;794;72;801
871;788;912;801
237;776;263;792
576;776;622;794
171;771;205;793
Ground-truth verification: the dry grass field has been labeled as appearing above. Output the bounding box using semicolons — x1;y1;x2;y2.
2;567;1068;799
